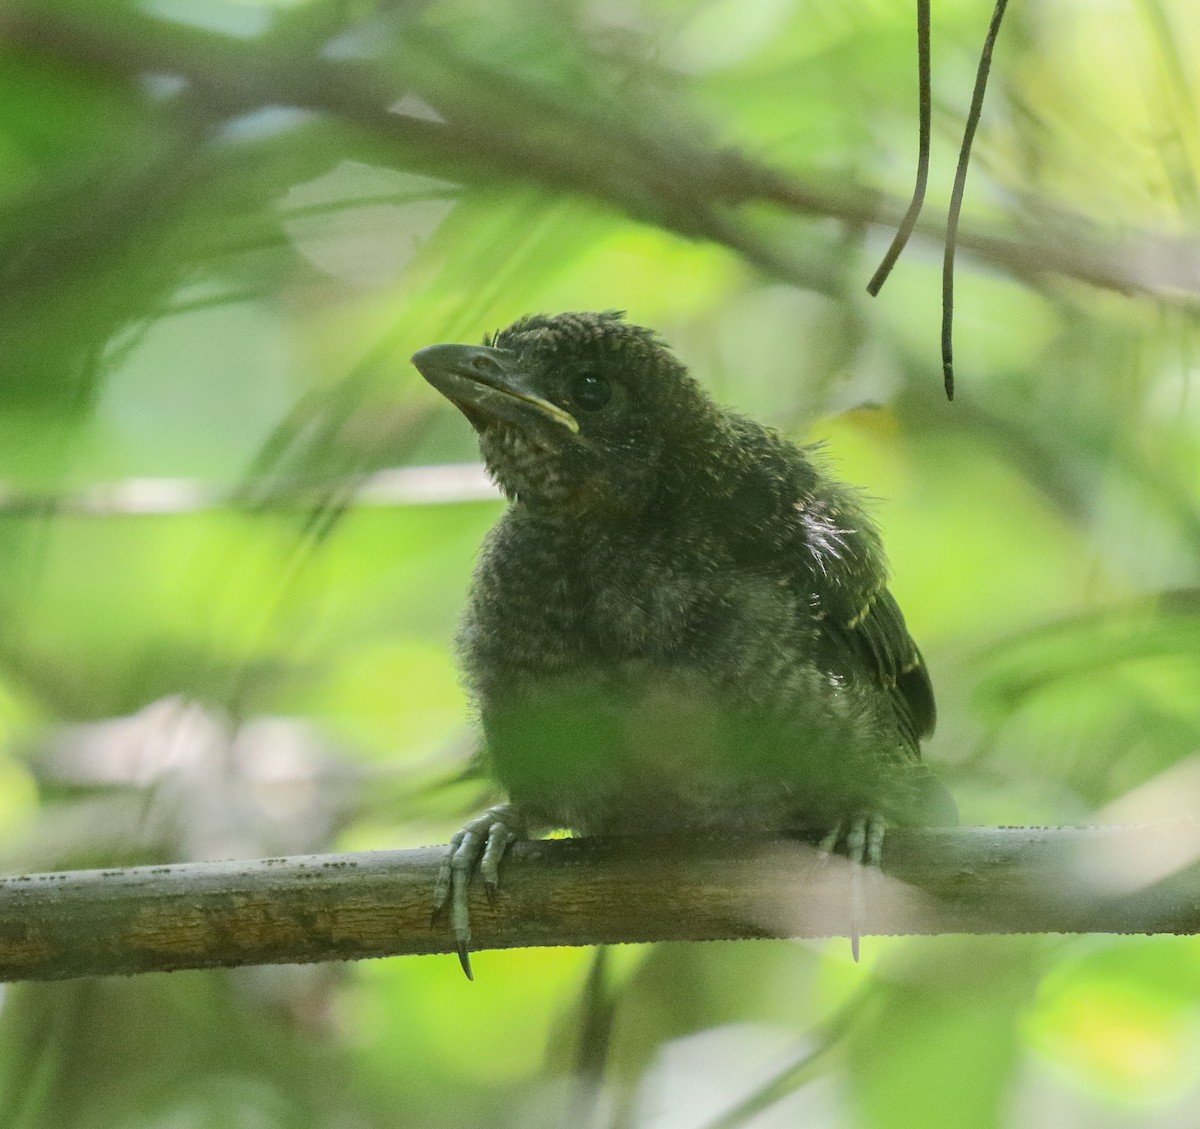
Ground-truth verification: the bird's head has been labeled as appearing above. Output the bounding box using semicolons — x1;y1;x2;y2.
412;311;725;513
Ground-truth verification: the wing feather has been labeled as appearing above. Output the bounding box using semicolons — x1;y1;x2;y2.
791;480;935;757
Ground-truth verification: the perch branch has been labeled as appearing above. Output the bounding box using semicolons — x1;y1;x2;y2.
1;824;1198;982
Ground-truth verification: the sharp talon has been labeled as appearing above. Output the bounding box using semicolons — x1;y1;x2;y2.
822;814;884;961
457;942;474;981
434;804;525;981
850;857;866;960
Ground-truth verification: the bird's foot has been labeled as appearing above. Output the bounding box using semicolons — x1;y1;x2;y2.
432;803;525;980
817;813;886;962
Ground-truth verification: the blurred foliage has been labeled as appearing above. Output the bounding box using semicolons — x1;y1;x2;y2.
0;0;1196;1125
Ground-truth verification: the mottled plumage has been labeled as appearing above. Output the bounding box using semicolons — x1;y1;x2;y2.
412;311;953;976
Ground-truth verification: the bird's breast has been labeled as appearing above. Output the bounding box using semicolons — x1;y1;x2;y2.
457;509;932;832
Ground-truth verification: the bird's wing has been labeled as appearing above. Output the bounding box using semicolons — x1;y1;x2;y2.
790;485;936;757
827;586;935;751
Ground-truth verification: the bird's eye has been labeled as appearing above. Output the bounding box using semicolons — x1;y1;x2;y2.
568;372;612;412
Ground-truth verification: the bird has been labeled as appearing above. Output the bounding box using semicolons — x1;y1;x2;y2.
411;310;954;978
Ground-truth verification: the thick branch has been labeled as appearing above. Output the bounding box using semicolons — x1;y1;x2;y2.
1;825;1198;982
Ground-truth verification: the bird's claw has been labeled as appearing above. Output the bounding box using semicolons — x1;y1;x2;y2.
818;813;886;962
433;804;523;980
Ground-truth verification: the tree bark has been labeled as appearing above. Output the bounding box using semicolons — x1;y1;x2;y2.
0;824;1197;982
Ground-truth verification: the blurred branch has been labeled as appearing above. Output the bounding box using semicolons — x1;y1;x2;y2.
3;824;1200;982
3;2;1198;308
0;464;498;516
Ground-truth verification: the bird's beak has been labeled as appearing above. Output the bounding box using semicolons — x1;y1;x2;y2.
412;343;580;436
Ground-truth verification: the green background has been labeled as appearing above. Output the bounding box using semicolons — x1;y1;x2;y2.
0;0;1197;1125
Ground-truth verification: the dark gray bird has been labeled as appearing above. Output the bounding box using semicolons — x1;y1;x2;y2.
412;311;954;977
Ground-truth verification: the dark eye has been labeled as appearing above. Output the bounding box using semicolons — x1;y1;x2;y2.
568;372;612;412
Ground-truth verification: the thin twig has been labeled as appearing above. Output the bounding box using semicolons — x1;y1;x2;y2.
0;465;498;518
866;0;932;296
943;0;1011;400
697;987;869;1129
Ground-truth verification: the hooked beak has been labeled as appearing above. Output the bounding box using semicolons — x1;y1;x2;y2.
411;343;579;436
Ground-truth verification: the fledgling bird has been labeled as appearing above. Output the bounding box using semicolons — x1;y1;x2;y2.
412;311;954;978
